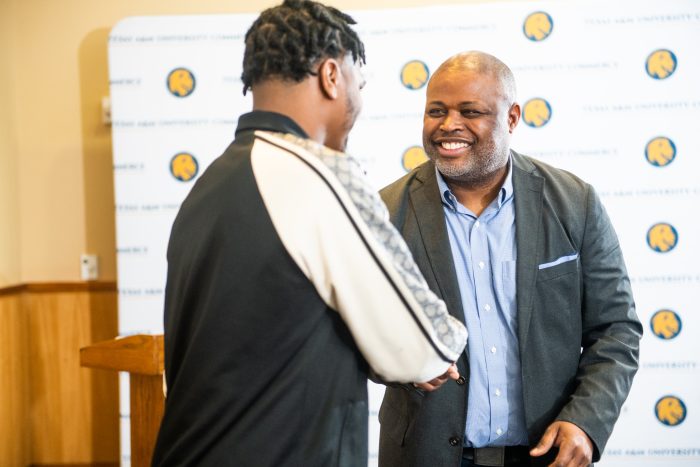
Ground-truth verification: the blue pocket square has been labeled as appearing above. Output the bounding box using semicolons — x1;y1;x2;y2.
538;253;579;270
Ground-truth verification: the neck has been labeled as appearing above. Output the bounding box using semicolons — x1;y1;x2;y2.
443;164;508;217
251;79;326;145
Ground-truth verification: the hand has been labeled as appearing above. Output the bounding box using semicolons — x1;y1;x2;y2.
412;364;460;392
530;421;593;467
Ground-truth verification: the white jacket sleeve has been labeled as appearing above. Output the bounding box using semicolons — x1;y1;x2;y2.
251;131;467;383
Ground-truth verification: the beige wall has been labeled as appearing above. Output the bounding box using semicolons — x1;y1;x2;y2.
0;0;517;288
0;0;21;286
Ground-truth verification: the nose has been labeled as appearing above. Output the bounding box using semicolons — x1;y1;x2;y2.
439;110;463;132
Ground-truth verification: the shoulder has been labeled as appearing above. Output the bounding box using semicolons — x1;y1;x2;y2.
514;151;588;190
250;131;342;197
512;151;593;206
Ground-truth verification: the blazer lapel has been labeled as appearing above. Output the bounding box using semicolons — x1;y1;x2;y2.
409;163;465;325
512;151;544;349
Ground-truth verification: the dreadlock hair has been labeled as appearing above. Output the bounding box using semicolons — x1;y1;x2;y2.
241;0;366;95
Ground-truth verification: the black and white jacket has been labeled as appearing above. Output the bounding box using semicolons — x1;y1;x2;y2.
152;111;466;467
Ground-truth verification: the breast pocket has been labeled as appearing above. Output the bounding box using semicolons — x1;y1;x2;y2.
534;255;581;324
537;254;579;282
502;260;516;289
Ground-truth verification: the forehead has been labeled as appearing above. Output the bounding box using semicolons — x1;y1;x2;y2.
426;68;502;103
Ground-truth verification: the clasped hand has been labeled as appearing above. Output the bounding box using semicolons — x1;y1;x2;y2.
412;364;460;391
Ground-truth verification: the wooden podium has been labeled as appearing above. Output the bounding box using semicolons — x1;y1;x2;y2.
80;334;165;467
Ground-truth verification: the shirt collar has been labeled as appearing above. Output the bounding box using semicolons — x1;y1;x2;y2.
435;154;514;213
435;167;458;211
235;110;309;139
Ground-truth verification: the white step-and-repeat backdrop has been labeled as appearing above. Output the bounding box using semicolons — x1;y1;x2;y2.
109;1;700;465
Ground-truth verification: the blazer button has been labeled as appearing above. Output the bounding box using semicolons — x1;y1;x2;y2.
449;436;460;446
456;376;466;385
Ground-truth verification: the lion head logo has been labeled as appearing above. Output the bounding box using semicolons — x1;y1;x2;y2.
401;60;430;90
646;49;677;80
167;67;196;97
647;223;678;253
523;12;554;41
651;310;682;340
170;153;199;182
523;98;552;128
655;396;687;427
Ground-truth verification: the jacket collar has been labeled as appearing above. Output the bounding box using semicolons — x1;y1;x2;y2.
235;111;308;139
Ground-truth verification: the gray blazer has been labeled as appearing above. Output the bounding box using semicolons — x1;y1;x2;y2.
378;152;642;467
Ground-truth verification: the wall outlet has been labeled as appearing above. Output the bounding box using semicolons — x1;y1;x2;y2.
80;254;99;281
102;96;111;125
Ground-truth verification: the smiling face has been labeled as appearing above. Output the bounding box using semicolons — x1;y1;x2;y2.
422;65;519;185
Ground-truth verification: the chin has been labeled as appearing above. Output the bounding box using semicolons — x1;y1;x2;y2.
434;159;474;179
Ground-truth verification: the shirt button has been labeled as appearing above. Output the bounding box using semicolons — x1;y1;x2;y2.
496;428;503;436
449;436;460;446
495;388;501;396
484;304;491;311
456;376;466;385
478;261;485;269
475;221;480;228
490;346;497;354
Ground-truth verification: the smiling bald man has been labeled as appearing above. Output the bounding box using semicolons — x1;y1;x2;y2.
378;51;642;467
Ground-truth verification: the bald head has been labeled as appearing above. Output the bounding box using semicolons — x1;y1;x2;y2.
432;51;516;105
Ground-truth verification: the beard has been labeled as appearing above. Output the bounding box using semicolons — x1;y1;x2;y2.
335;90;361;152
425;136;510;186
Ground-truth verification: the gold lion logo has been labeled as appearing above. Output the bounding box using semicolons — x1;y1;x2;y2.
655;396;687;426
523;98;552;128
402;146;429;172
646;49;677;80
645;137;676;167
523;12;554;41
651;310;682;340
647;223;678;253
401;60;430;90
170;153;199;182
167;67;196;97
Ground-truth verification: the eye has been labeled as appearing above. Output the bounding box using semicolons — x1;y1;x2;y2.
427;108;445;117
461;109;481;117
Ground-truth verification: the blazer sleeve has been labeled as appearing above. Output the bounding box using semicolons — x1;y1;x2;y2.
251;132;467;384
555;185;643;460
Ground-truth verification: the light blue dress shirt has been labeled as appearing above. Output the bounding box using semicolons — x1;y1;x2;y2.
436;161;529;447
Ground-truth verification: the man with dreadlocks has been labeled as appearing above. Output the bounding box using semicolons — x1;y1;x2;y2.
152;1;467;466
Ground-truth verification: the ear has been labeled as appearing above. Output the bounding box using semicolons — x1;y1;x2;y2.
318;58;341;100
508;103;521;133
